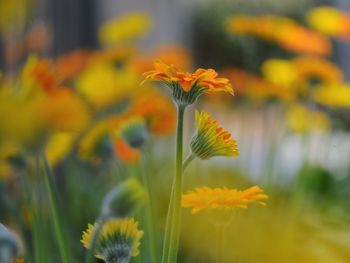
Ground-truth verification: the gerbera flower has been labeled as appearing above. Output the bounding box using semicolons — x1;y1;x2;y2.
98;12;152;46
81;218;143;263
190;110;239;160
142;60;233;106
182;186;268;214
113;138;141;165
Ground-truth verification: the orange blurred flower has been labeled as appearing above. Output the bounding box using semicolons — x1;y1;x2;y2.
133;45;192;73
292;56;343;84
44;87;90;132
227;15;331;56
55;50;91;80
130;87;176;136
113;138;141;165
22;55;61;94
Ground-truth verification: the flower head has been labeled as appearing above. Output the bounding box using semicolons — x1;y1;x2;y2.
182;186;268;214
113;138;141;165
81;218;143;263
227;15;331;56
312;83;350;108
98;12;152;46
307;7;350;40
142;60;233;106
101;179;146;218
190;110;239;159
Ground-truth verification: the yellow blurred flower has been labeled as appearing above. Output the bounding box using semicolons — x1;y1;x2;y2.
81;217;143;261
78;121;109;163
0;86;48;148
98;12;152;46
190;110;239;160
262;59;299;87
286;104;330;133
76;62;138;109
45;132;76;166
313;83;350;108
307;6;350;40
0;144;19;180
182;185;267;214
221;68;295;102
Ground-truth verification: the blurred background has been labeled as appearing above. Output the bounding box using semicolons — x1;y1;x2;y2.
1;0;350;262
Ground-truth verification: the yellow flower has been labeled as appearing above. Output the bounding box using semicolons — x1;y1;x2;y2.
190;110;239;159
142;60;233;105
182;185;268;214
98;12;152;46
286;104;330;133
313;83;350;108
261;59;299;87
76;62;138;109
81;218;143;261
307;7;345;36
45;132;76;166
78;121;109;163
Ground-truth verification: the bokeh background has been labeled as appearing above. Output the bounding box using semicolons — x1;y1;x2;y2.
1;0;350;262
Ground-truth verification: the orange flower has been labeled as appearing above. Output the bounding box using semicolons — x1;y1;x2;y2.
55;50;91;80
182;185;268;214
22;55;61;94
132;45;192;73
130;87;176;136
292;56;343;84
113;138;141;165
278;25;331;56
227;15;331;56
43;87;90;132
143;60;233;94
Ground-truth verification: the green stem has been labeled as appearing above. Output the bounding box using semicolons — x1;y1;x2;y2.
41;155;71;263
140;158;160;263
215;225;223;263
161;105;185;263
183;154;195;172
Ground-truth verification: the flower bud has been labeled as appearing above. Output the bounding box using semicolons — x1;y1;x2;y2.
101;179;146;219
0;224;20;263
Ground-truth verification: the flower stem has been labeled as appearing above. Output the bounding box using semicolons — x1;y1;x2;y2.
41;155;71;263
215;225;223;263
161;105;185;263
140;158;160;263
183;153;195;172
